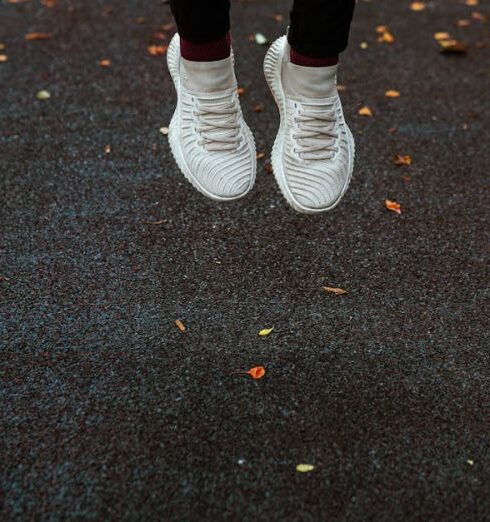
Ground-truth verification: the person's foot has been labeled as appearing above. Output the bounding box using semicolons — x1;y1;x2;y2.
264;36;355;214
167;34;256;202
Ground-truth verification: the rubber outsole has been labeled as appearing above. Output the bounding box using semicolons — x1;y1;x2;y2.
166;35;257;203
263;36;355;215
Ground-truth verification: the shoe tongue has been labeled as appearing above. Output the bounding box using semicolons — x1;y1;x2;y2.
283;61;338;99
181;55;236;93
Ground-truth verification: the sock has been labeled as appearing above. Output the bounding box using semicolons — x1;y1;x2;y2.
180;32;231;62
290;47;339;67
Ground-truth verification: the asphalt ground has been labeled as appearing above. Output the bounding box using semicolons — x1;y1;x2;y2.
1;0;489;520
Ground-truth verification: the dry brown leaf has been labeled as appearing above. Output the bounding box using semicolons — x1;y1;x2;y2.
99;59;111;67
252;103;263;113
268;13;283;22
385;199;402;214
256;152;266;160
0;54;8;63
337;84;347;92
471;11;486;21
104;144;111;154
380;31;395;43
438;39;468;54
41;0;56;7
465;0;478;5
456;19;470;27
322;286;348;295
376;25;389;34
236;87;245;95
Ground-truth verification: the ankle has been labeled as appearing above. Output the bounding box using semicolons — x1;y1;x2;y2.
290;47;339;67
180;32;231;62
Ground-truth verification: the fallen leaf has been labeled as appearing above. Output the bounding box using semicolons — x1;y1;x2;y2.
402;175;410;182
147;45;168;56
380;31;395;43
456;19;470;27
465;0;478;5
0;44;5;51
439;39;468;54
393;154;412;166
25;32;53;41
41;0;56;7
252;103;263;113
236;87;245;95
434;32;451;41
152;31;166;40
296;464;315;473
385;199;402;214
0;54;7;63
264;164;273;174
358;106;373;117
360;41;368;49
337;84;347;92
256;152;266;160
259;327;274;337
159;126;170;136
36;89;51;100
385;89;400;98
322;286;348;295
104;144;111;154
375;25;389;34
471;11;486;21
388;127;397;133
99;59;111;67
467;459;474;465
409;1;426;11
247;366;266;379
175;319;186;332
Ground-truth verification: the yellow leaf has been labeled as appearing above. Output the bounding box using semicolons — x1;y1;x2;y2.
434;32;451;41
259;327;274;337
296;464;315;473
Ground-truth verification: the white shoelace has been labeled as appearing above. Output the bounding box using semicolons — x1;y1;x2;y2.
195;94;241;152
292;101;339;161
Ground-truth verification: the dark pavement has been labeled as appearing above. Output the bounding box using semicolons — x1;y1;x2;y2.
1;0;489;520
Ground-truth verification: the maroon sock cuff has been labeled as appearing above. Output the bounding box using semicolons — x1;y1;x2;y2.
290;47;339;67
180;32;231;62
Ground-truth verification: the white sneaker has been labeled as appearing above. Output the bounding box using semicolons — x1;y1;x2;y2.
166;34;256;201
264;36;355;214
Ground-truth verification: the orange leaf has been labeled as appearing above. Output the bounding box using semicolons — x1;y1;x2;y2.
434;32;451;41
393;154;412;166
99;59;111;67
175;319;186;332
409;1;426;11
385;89;400;98
358;106;373;117
385;199;402;214
147;45;168;56
247;366;266;380
25;32;53;41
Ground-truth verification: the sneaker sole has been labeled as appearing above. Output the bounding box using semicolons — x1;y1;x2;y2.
263;36;355;214
166;35;257;203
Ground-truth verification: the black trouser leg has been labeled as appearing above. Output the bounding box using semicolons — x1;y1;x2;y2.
288;0;356;57
169;0;231;43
